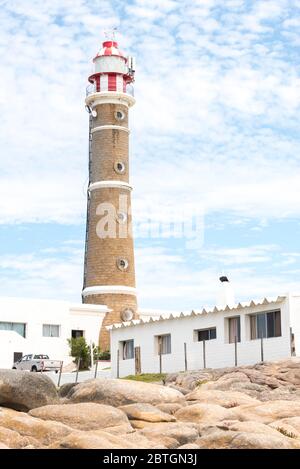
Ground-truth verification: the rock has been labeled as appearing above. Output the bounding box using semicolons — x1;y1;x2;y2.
155;403;185;415
119;431;168;449
0;370;59;411
200;372;250;392
185;389;259;408
232;400;300;424
0;425;38;448
119;403;176;423
269;417;300;438
178;443;200;449
0;407;73;445
140;422;199;445
50;430;140;449
130;420;152;429
65;379;185;407
166;384;190;395
29;403;132;433
175;403;237;424
196;431;300;449
259;388;300;402
58;383;77;398
0;442;9;449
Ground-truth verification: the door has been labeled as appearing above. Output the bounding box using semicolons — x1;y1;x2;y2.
13;352;23;365
134;346;141;375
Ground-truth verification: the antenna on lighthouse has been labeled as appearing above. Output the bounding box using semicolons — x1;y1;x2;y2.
104;27;118;41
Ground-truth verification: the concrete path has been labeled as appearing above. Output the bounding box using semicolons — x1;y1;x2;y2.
44;363;112;386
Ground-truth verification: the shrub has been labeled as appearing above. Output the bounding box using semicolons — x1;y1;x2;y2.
67;337;91;370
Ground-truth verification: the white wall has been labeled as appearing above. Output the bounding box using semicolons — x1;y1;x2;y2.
111;298;293;378
0;297;107;369
288;293;300;355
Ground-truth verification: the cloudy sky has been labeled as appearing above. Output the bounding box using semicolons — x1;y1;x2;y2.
0;0;300;311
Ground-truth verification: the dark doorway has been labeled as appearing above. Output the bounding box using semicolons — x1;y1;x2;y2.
72;330;84;339
13;352;23;363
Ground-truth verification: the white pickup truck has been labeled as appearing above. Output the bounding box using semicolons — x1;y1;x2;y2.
12;354;61;373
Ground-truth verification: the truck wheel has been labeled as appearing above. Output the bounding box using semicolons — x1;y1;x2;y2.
12;367;16;370
31;366;37;372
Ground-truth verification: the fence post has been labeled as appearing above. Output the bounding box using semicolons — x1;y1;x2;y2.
234;336;238;367
184;342;187;372
117;349;120;379
202;340;206;369
94;360;99;379
260;336;264;363
75;357;81;383
159;343;162;374
57;361;63;388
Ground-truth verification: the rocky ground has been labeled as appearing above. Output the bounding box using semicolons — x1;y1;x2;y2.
1;358;300;449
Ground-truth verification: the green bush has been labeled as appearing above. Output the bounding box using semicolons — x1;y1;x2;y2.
93;345;111;361
67;337;91;370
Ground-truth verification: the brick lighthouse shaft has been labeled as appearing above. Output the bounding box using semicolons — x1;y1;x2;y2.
82;40;138;351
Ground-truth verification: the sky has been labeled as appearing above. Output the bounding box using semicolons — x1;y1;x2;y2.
0;0;300;311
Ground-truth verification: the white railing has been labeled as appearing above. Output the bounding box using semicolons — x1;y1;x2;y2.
86;83;134;97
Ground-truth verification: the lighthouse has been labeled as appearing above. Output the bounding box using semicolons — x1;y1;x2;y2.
82;35;138;351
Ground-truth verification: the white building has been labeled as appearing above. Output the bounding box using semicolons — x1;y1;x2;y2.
109;292;300;378
0;297;109;369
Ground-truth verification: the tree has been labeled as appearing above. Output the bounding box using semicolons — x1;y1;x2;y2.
67;337;90;370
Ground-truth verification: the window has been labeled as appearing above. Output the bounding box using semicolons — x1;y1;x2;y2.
121;339;134;360
117;257;129;271
72;330;84;339
195;327;217;342
250;310;281;339
43;324;60;337
157;334;171;355
116;211;127;224
33;355;49;360
114;161;126;174
228;316;241;343
0;322;26;338
114;110;125;121
121;308;134;321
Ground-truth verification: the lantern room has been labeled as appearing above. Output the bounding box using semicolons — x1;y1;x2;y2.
87;40;135;95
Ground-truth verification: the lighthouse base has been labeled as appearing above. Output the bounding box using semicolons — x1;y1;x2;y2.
83;293;138;351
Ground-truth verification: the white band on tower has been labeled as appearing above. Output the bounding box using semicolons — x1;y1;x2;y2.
82;285;137;297
92;125;129;134
88;181;133;192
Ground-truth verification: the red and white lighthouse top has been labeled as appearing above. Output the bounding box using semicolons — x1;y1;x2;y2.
88;39;135;94
93;41;125;61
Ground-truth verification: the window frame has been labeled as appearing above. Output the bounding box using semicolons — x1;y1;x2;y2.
156;334;171;355
42;324;60;338
120;339;134;360
194;327;217;342
249;310;281;340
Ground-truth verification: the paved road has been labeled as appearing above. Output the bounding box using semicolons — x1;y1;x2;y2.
45;365;112;386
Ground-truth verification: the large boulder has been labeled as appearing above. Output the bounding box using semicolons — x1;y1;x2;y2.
185;389;259;408
29;402;132;433
65;379;185;407
175;403;237;424
0;370;59;411
140;422;199;445
155;403;185;415
119;403;176;423
0;425;38;448
232;400;300;424
0;406;73;445
196;429;300;449
50;430;144;449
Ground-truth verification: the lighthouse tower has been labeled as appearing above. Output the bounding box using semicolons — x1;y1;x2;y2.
82;36;138;351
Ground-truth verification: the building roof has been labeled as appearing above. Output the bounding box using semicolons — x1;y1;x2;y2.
94;41;125;60
106;295;287;331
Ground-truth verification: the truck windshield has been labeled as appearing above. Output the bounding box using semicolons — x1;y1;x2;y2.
33;355;49;359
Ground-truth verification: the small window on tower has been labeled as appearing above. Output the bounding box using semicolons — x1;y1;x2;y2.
114;161;126;174
117;257;129;271
115;110;125;121
116;211;127;224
